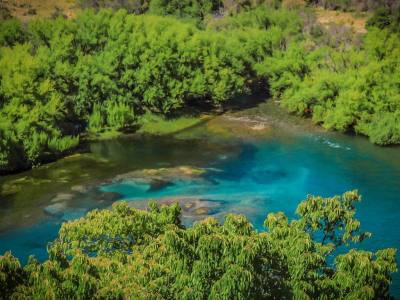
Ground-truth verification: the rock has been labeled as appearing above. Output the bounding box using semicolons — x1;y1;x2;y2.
71;185;89;193
183;202;195;210
114;166;205;184
251;123;266;130
193;207;209;215
51;193;74;203
96;192;121;202
43;202;67;217
148;179;174;192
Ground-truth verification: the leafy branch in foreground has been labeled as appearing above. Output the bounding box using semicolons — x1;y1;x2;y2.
0;191;397;299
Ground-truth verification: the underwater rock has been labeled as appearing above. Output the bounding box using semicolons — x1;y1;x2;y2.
43;202;67;217
51;193;74;203
183;202;195;210
193;207;209;215
1;183;21;195
148;179;174;192
114;166;205;184
70;185;89;193
2;177;52;196
96;192;121;202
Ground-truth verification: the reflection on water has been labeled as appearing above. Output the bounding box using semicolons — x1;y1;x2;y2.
1;105;400;295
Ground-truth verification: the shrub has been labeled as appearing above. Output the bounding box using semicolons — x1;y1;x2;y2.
106;101;136;130
0;191;397;299
48;136;80;153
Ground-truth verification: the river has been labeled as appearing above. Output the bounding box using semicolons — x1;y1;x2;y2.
1;101;400;296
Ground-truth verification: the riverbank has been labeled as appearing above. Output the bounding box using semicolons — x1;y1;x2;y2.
1;94;400;295
0;97;311;231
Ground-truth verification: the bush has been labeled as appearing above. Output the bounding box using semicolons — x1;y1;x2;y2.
0;191;397;299
106;101;136;130
88;105;106;133
48;136;80;153
0;18;26;47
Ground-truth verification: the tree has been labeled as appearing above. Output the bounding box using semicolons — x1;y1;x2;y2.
0;191;396;299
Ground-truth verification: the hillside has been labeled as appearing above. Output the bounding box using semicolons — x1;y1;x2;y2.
1;0;77;22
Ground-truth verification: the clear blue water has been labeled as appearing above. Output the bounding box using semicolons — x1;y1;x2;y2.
1;120;400;296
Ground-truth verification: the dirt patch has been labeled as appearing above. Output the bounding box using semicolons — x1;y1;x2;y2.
315;7;368;34
2;0;79;22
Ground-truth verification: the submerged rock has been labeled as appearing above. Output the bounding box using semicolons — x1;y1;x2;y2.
43;202;67;217
114;166;205;186
2;177;52;196
70;185;89;193
96;192;121;202
148;179;174;192
183;202;195;210
193;207;209;215
51;193;75;203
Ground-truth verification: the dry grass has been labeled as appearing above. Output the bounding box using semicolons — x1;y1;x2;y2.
2;0;79;22
315;7;368;34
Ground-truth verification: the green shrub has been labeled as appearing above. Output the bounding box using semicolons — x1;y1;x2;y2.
0;18;26;47
0;191;397;299
106;101;136;130
48;136;80;153
88;105;106;133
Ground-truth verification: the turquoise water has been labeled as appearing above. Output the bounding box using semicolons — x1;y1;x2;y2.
0;120;400;296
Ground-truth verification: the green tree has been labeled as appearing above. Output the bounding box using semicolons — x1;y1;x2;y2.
0;191;396;299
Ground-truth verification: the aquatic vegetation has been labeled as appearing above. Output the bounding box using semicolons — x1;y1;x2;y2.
0;191;397;299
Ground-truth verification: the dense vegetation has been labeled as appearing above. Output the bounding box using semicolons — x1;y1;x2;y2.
0;0;399;174
0;4;298;173
307;0;399;13
0;191;397;299
257;21;400;145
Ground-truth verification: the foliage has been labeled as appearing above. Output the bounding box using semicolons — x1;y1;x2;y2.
0;191;397;299
305;0;399;12
0;18;26;47
137;112;202;135
48;136;80;153
148;0;220;18
1;2;400;173
0;7;291;172
257;23;400;144
367;6;400;32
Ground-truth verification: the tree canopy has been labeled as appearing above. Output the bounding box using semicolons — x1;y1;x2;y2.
0;191;397;299
0;1;399;174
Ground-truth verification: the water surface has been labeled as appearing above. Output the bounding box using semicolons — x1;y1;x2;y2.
1;102;400;296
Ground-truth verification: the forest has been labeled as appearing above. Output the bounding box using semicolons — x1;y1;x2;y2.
0;0;399;173
0;1;399;299
0;191;397;299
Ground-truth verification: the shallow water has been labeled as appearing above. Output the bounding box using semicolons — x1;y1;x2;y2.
1;104;400;296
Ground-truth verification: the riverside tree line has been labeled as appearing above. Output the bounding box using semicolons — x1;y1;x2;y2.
0;0;399;173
